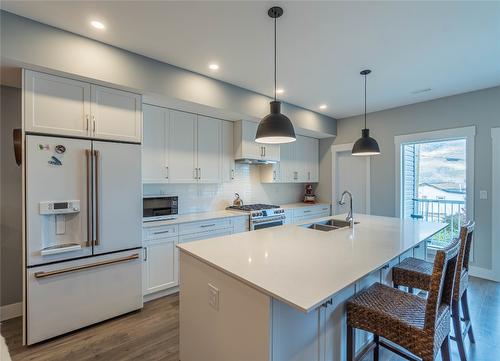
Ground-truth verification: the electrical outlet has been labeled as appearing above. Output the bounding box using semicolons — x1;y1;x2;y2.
208;283;219;310
480;190;488;200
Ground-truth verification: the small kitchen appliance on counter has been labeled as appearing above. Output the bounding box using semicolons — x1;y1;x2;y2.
227;203;285;230
303;184;316;203
143;195;178;222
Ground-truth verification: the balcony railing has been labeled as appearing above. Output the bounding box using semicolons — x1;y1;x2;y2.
411;198;466;248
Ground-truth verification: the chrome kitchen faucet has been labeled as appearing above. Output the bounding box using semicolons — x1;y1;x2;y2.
339;191;354;228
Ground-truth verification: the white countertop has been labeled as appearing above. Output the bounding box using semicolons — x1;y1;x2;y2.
178;214;446;313
142;210;247;228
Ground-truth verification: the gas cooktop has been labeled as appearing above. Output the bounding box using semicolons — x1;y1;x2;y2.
227;204;280;212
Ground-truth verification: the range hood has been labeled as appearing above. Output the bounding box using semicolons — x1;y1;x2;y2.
235;158;277;165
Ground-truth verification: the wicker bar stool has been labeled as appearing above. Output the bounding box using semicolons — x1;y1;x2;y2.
346;237;461;361
392;221;475;361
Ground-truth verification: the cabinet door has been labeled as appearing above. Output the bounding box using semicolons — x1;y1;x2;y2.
263;144;280;162
197;115;221;183
241;121;262;159
305;137;319;183
295;136;309;182
143;236;179;295
24;70;91;137
142;104;168;183
280;141;297;183
91;85;142;143
222;121;235;182
167;110;197;183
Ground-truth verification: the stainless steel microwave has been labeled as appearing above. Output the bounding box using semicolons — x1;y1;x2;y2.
143;195;178;222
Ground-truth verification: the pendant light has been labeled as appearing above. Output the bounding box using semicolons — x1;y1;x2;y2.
352;69;381;156
255;6;296;144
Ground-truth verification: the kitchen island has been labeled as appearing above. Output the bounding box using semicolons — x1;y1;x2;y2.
178;214;447;361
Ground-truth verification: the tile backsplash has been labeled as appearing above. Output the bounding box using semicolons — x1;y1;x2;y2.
143;164;305;214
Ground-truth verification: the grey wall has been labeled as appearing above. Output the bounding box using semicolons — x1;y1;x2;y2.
0;11;336;136
335;86;500;270
0;85;23;307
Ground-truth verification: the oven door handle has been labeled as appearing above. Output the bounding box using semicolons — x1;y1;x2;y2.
251;216;285;224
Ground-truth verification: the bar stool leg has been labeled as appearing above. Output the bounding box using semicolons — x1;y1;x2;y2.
347;325;355;361
452;302;468;361
373;334;379;361
441;335;451;361
461;289;475;343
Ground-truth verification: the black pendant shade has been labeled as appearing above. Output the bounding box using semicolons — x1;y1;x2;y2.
352;128;380;156
255;6;296;144
256;101;296;144
352;69;380;156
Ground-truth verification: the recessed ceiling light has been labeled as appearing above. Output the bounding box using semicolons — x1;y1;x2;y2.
209;63;219;70
90;20;105;30
319;104;327;110
276;88;284;94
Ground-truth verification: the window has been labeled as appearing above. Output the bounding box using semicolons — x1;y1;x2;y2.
395;127;475;249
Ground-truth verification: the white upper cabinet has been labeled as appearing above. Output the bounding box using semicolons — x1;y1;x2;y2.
91;85;142;143
24;70;91;138
234;120;280;163
222;120;235;182
142;107;223;184
168;110;197;183
142;105;168;183
24;70;142;143
197;115;222;184
261;135;319;183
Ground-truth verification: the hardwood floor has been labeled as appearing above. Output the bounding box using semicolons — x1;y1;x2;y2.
1;294;179;361
1;277;498;361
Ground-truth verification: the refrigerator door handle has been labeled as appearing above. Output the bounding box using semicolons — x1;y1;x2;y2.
34;253;140;279
85;149;92;247
94;149;101;246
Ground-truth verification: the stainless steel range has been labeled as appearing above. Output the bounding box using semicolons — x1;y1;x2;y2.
227;204;286;230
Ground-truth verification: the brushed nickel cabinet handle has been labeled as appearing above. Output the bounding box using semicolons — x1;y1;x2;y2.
94;149;100;246
231;169;235;180
144;247;148;261
198;168;201;180
166;166;169;179
34;254;140;279
85;114;89;132
92;115;96;135
153;230;171;235
201;224;216;228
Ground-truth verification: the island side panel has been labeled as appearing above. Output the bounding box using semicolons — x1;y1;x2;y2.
179;252;272;361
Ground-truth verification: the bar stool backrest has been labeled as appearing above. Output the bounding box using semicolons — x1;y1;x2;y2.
424;236;460;331
453;221;475;302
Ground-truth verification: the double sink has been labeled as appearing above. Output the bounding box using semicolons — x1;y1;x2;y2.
305;219;359;232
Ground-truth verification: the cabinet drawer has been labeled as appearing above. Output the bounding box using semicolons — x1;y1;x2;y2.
145;225;178;240
179;218;232;235
292;205;330;219
178;228;232;244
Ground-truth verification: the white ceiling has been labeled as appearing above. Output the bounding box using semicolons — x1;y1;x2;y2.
2;1;500;119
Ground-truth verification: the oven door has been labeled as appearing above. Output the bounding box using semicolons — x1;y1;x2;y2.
143;196;178;221
251;218;284;231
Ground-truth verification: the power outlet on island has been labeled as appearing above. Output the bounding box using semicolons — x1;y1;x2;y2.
208;283;219;310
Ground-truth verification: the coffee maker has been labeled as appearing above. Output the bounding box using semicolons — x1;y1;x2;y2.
303;184;316;203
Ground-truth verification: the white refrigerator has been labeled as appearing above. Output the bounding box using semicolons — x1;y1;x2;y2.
25;134;143;344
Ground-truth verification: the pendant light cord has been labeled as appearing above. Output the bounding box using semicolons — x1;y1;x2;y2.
274;17;277;101
364;73;367;129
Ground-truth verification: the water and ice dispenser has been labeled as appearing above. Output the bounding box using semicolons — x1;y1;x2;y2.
39;200;82;256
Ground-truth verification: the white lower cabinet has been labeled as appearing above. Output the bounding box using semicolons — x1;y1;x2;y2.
143;236;179;295
143;217;241;297
291;205;331;224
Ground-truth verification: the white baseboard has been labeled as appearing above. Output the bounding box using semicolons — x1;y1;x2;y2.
143;286;179;303
0;302;22;322
469;266;500;282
